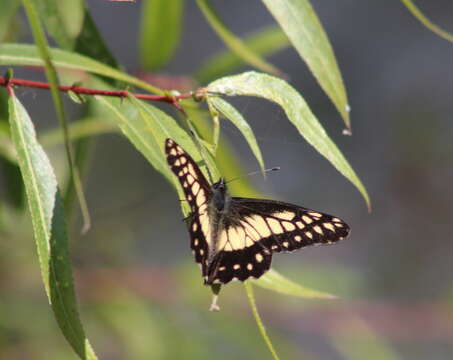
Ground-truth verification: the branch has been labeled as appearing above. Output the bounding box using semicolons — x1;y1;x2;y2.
0;75;196;114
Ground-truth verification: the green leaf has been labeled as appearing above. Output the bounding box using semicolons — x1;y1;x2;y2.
262;0;351;128
73;12;120;69
22;0;91;233
94;93;218;215
400;0;453;42
35;0;119;70
207;97;265;173
0;43;161;94
0;0;21;42
208;71;370;209
196;25;290;84
140;0;184;70
8;94;98;360
36;0;85;48
252;269;337;299
196;0;283;77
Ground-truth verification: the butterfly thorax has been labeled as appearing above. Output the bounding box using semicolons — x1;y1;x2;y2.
207;179;232;263
211;178;230;214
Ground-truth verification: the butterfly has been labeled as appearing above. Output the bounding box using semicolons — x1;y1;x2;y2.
165;138;350;286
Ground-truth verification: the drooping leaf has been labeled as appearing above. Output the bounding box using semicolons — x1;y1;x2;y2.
196;0;283;77
140;0;184;70
196;25;290;84
22;0;91;233
262;0;351;128
253;269;336;299
94;93;219;215
8;93;98;360
208;71;370;209
0;43;161;94
207;97;265;173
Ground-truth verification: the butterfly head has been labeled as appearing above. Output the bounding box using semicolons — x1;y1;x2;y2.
212;178;230;213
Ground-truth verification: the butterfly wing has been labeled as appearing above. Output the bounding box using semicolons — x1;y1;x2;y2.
206;197;350;285
165;139;212;278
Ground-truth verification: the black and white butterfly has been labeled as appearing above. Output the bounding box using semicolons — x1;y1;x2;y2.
165;138;350;286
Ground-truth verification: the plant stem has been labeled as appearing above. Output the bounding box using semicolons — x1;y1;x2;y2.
0;76;193;112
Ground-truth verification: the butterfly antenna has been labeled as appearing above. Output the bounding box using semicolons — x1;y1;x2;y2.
225;167;280;185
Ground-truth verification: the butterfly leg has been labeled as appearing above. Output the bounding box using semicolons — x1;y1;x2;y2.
209;284;222;312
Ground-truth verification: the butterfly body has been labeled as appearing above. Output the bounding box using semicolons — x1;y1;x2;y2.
165;139;350;286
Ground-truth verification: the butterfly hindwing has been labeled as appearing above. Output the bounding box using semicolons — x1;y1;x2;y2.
165;139;212;277
206;198;349;284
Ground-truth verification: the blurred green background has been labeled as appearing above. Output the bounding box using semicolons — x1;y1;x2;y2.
1;1;453;359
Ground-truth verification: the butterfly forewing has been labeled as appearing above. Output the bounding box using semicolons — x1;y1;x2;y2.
165;139;212;277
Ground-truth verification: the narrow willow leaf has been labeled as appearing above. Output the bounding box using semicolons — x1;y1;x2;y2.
208;71;370;209
196;25;290;84
262;0;351;128
74;12;120;70
36;0;85;48
244;282;281;360
185;104;259;198
0;0;21;42
0;43;161;94
196;0;283;77
400;0;453;42
22;0;91;233
252;269;336;299
140;0;184;70
94;94;218;215
206;99;220;153
208;97;265;173
8;94;98;360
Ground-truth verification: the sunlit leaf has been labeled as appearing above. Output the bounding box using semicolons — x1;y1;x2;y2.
208;71;370;209
196;0;283;77
262;0;351;128
196;25;290;83
253;269;336;299
22;0;91;233
207;97;265;173
94;92;219;215
8;94;98;360
140;0;184;70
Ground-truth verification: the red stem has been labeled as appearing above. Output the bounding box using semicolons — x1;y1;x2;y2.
0;76;194;113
